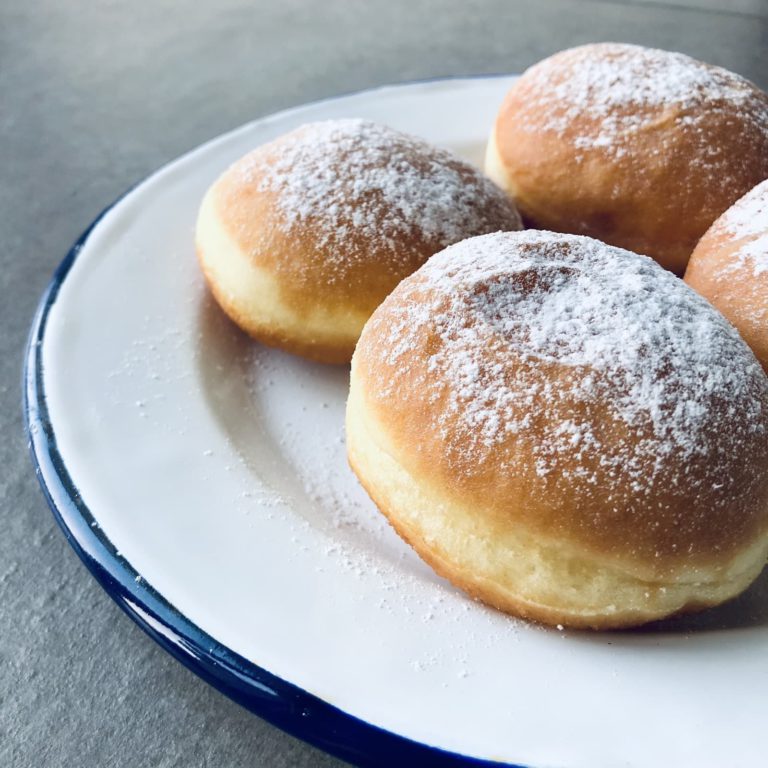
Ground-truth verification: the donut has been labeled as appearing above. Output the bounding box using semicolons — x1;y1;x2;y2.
685;179;768;374
347;230;768;629
196;119;522;363
485;43;768;275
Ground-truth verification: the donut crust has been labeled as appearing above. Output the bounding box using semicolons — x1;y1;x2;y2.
685;180;768;374
197;120;522;363
486;44;768;274
347;382;768;630
347;231;768;629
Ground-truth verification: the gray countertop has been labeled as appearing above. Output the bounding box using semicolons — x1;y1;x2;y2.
2;1;767;766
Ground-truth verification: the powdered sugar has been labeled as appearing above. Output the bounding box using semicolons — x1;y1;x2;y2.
717;179;768;276
518;43;768;159
237;119;521;279
370;231;768;487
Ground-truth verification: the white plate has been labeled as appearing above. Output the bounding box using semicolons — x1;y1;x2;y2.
26;77;768;768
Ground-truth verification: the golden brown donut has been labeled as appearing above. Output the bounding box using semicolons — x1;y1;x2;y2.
197;119;522;363
485;43;768;275
685;179;768;374
347;230;768;630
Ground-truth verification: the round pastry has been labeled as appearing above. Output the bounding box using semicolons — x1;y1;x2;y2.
347;230;768;630
485;43;768;275
197;119;522;363
685;179;768;374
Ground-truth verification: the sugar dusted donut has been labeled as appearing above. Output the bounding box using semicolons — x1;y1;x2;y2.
347;230;768;629
485;43;768;274
685;179;768;373
197;119;522;363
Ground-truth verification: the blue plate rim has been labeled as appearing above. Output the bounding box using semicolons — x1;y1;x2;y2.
22;76;529;768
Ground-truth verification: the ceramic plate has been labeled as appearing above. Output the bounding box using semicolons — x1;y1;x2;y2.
25;77;768;768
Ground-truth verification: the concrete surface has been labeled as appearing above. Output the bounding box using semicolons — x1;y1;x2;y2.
2;1;767;766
